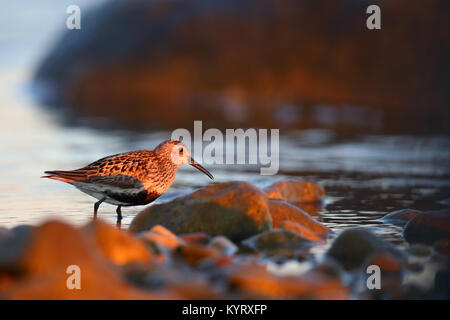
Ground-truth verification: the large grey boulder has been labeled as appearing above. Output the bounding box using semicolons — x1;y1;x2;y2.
130;182;272;241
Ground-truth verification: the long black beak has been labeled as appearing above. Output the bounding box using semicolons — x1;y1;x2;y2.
189;158;214;180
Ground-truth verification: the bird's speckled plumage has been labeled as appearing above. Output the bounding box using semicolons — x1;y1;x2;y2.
42;140;213;225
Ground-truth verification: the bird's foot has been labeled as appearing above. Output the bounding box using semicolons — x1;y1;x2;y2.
116;217;122;229
116;206;122;228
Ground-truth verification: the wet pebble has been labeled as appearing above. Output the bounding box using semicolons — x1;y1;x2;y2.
1;221;155;299
83;219;153;266
139;225;184;251
179;232;211;245
175;243;220;266
242;229;312;253
407;244;433;257
280;221;326;242
265;180;325;204
404;208;450;245
208;236;238;256
228;263;349;299
381;208;422;226
268;199;330;234
327;228;404;270
434;240;450;255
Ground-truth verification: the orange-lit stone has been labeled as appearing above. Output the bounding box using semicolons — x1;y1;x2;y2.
229;263;348;299
176;243;219;266
180;232;211;245
3;221;155;299
279;221;324;242
268;199;330;234
131;182;272;241
139;225;184;250
265;180;325;204
83;220;152;266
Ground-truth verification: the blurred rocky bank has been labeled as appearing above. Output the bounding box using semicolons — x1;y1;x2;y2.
33;0;450;134
1;180;449;299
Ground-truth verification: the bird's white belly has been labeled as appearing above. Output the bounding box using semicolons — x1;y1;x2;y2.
72;181;144;206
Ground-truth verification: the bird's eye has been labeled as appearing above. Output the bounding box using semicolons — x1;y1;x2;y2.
179;147;183;154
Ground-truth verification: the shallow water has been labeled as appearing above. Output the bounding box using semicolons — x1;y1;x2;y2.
1;0;450;255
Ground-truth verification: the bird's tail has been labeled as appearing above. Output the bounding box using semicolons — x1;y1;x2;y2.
41;170;88;183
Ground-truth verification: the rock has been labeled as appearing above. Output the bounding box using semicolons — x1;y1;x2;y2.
265;180;325;204
296;203;323;217
130;182;272;241
83;220;152;266
131;264;227;298
327;228;404;270
364;252;404;273
279;221;324;242
0;227;10;237
179;233;211;246
175;244;220;266
406;262;424;273
434;240;450;255
139;225;184;251
381;208;422;226
310;258;344;279
208;236;238;256
228;263;348;299
268;199;330;234
166;280;224;299
407;244;433;257
358;252;405;299
434;269;450;298
376;284;426;300
242;229;312;252
404;208;450;244
0;225;35;272
1;221;154;299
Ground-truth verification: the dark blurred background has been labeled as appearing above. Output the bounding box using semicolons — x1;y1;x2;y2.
34;0;450;134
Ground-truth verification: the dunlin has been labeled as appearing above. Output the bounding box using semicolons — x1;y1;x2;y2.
42;140;213;226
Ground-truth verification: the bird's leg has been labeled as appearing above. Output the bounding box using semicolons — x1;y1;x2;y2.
93;198;105;220
116;205;122;228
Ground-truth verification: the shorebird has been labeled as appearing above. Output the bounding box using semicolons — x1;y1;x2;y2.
42;140;213;226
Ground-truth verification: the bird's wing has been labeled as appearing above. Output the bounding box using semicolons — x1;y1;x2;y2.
86;175;142;189
43;150;155;183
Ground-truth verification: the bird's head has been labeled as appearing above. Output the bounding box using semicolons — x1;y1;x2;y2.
155;140;214;180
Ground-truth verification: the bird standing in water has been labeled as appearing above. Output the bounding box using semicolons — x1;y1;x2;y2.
42;140;213;227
